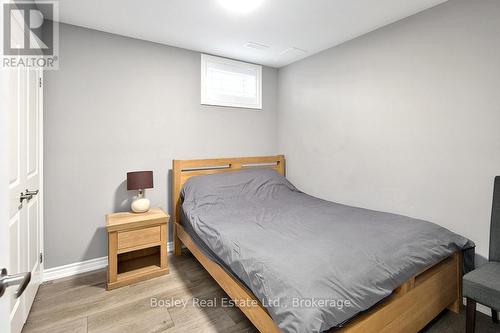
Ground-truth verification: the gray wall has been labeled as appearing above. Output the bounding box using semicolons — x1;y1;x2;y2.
278;0;500;262
46;0;500;269
44;24;279;268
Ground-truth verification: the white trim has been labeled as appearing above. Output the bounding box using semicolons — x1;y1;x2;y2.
477;303;492;316
38;69;44;276
462;297;492;317
9;299;20;322
43;242;173;282
43;256;108;282
201;54;262;110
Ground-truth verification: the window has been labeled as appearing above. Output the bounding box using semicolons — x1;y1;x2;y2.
201;54;262;109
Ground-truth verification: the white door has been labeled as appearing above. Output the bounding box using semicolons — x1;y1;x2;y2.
0;56;13;333
0;1;9;330
1;3;44;331
2;65;43;333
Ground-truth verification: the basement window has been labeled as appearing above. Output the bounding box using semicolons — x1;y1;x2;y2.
201;54;262;109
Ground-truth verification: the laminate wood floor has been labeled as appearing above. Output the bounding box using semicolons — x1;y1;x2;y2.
23;253;499;333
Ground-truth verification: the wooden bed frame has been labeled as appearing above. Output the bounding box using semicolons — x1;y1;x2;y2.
172;155;462;333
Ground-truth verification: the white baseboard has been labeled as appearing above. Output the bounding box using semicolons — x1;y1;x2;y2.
462;297;491;317
465;298;492;317
477;303;491;316
43;256;108;282
43;241;173;282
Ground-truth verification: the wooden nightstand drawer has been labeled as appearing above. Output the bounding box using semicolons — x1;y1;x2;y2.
117;226;161;250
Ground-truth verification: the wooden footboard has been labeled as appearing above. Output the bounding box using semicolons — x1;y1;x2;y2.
171;156;463;333
336;252;462;333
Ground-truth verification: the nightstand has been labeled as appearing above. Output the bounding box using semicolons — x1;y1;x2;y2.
105;208;169;290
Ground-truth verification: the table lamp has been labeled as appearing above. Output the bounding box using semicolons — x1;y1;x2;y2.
127;171;153;213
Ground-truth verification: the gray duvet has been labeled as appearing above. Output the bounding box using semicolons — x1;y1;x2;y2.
180;168;474;333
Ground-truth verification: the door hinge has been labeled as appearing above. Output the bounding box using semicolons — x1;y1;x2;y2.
39;77;42;88
39;253;43;264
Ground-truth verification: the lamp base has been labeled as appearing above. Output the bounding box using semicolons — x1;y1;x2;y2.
131;198;150;213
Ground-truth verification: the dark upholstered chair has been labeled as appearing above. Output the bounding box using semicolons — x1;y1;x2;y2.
463;176;500;333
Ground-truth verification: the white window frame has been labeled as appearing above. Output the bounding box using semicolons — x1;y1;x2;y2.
201;54;262;110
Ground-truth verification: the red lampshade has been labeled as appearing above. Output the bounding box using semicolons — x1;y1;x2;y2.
127;171;153;190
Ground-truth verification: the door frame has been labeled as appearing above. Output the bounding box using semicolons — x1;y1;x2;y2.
38;69;44;278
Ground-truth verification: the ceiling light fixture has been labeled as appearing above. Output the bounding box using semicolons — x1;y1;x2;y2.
218;0;265;14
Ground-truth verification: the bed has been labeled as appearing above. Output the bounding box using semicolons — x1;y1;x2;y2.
172;155;473;333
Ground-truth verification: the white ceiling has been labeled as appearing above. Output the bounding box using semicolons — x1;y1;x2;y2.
41;0;448;67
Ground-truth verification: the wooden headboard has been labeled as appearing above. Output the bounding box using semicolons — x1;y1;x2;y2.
171;155;285;255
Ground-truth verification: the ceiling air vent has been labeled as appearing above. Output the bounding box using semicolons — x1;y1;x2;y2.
280;47;308;57
244;42;269;51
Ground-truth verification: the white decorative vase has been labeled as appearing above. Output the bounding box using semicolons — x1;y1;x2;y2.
131;198;150;213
